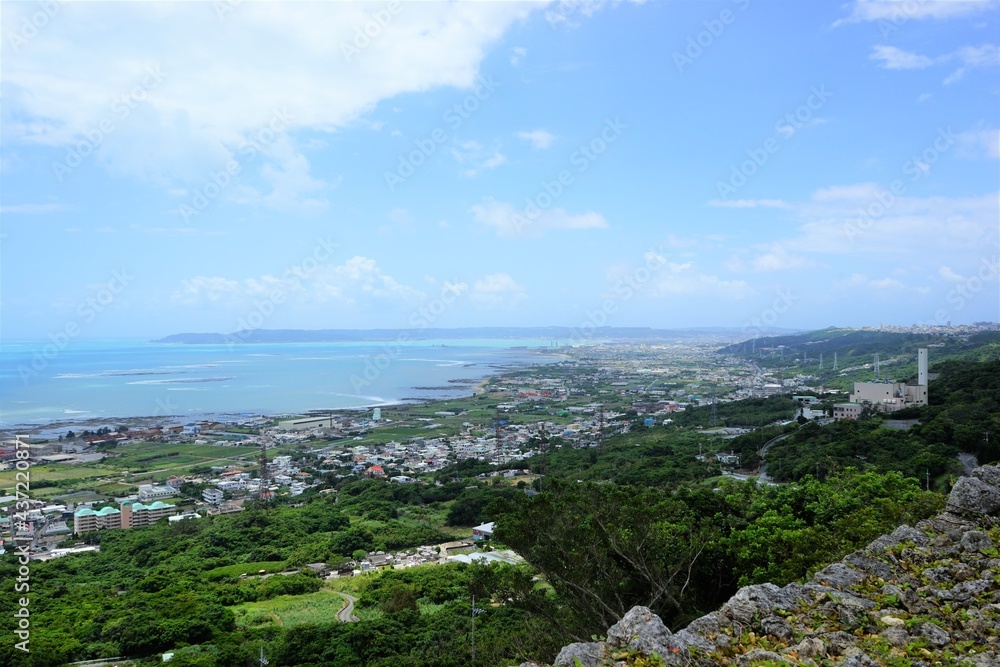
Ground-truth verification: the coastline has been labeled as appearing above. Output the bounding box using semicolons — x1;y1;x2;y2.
0;340;566;437
0;358;517;439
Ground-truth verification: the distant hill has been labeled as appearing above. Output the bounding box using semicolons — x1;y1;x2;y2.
153;326;802;344
717;328;1000;389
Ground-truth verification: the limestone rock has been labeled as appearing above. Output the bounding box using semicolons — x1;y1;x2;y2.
917;622;950;647
866;525;929;551
553;642;602;667
947;476;1000;515
813;562;865;589
736;649;791;666
605;606;673;657
880;625;909;647
971;464;1000;488
760;615;793;640
961;530;994;553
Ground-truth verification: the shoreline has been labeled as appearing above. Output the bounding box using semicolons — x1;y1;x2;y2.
0;345;568;438
0;364;513;439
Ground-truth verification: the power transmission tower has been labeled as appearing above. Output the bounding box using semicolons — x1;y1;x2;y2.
258;440;271;503
598;405;606;450
833;352;838;371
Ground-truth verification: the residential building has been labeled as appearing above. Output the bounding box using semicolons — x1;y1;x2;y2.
73;506;122;535
472;521;495;541
833;402;863;421
120;501;177;528
203;488;224;504
137;484;177;502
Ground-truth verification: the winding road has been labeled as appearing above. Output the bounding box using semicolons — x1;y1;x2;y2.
336;592;359;622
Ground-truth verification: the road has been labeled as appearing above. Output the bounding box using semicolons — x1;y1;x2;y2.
757;431;792;484
336;592;358;622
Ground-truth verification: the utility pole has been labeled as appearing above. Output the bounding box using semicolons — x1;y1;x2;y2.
926;469;930;492
471;596;484;663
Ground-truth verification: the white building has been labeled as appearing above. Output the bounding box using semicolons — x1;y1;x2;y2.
203;488;224;504
137;484;177;502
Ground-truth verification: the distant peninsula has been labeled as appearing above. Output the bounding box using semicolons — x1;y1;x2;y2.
152;326;800;344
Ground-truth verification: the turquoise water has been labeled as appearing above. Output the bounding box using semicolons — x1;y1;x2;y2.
0;338;556;428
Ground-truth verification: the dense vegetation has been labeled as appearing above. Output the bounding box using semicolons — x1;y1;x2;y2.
766;359;1000;483
490;469;942;640
0;467;944;667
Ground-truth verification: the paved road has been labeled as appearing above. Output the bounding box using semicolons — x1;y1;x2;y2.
757;431;793;484
336;592;358;622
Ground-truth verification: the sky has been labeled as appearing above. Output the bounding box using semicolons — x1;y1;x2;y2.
1;0;998;341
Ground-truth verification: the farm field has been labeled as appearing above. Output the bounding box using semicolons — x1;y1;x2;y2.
231;588;348;629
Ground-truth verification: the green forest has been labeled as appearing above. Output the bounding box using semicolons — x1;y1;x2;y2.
0;469;943;667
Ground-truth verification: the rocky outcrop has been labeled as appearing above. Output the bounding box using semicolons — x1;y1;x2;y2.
515;464;1000;667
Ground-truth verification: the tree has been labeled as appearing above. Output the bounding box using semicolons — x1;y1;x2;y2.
490;481;718;637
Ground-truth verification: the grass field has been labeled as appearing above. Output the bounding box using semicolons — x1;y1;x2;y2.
231;589;347;628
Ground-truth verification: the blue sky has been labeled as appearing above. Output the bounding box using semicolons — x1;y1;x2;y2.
1;0;998;340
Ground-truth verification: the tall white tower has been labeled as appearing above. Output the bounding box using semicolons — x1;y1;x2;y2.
918;348;928;386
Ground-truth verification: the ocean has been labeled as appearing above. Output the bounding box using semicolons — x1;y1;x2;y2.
0;338;558;431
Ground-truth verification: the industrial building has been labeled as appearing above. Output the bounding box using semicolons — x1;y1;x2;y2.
834;348;929;419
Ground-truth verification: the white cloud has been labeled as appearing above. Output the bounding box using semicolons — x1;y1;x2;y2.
835;0;1000;27
1;2;536;209
637;256;755;300
171;256;423;307
751;247;813;272
708;198;792;209
775;116;829;138
835;273;908;296
516;129;555;149
509;46;527;66
470;198;609;237
743;187;999;275
939;266;965;282
870;45;935;69
451;140;506;177
469;273;527;308
869;42;999;83
956;127;1000;158
0;203;71;214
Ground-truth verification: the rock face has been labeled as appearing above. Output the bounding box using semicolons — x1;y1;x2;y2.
520;464;1000;667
